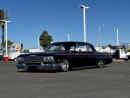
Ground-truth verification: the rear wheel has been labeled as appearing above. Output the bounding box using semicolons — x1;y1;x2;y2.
97;59;104;68
60;59;70;72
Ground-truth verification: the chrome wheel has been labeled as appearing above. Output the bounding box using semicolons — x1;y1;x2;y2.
97;59;104;68
60;59;69;72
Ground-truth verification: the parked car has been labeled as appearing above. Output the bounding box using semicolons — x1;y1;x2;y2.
9;51;21;61
16;41;113;72
112;49;128;61
126;51;130;60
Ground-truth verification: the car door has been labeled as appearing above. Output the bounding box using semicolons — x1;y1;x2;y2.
76;43;96;66
68;45;85;67
71;43;91;67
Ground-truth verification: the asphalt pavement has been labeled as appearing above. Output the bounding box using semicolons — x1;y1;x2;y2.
0;61;130;98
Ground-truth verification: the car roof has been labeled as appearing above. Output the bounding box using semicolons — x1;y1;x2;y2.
48;41;96;51
51;41;90;45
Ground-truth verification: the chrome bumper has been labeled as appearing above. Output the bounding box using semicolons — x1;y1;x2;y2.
16;63;61;70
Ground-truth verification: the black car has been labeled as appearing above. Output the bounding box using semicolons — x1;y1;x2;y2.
16;41;113;72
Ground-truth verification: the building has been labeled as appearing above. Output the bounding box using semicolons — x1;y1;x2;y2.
95;46;115;54
11;42;22;52
120;43;130;50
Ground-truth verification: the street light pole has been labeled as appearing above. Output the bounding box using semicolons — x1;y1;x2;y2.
116;28;119;46
98;25;105;52
0;20;10;61
98;26;101;51
80;5;89;42
38;37;40;49
67;33;70;41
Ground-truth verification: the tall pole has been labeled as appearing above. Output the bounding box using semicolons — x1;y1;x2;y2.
5;21;8;56
0;20;10;61
38;37;40;49
80;5;89;42
98;26;101;51
116;28;119;46
83;7;86;42
4;21;10;57
98;25;105;52
67;33;70;41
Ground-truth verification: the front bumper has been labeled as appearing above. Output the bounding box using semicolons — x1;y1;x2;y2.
16;63;61;71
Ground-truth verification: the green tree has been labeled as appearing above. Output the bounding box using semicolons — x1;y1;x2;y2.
39;30;53;49
0;9;9;49
108;44;113;49
128;49;130;52
1;40;13;48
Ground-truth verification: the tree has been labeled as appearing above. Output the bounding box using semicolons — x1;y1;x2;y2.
39;30;53;49
1;40;13;48
107;44;113;49
0;9;9;49
128;49;130;52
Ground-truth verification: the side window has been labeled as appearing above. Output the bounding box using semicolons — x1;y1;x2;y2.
76;44;93;52
70;46;75;51
86;45;92;52
56;45;65;51
76;46;86;51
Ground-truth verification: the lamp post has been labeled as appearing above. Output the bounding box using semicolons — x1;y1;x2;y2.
38;37;40;49
80;5;89;42
0;20;10;61
98;25;105;52
67;33;70;41
114;27;119;46
98;26;101;51
116;28;119;46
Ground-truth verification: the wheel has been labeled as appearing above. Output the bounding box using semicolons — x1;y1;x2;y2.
60;59;70;72
97;59;104;68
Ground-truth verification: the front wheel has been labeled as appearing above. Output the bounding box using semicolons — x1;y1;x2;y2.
60;59;70;72
97;59;104;68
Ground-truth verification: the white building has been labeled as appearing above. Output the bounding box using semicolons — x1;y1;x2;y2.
95;46;115;54
11;42;22;52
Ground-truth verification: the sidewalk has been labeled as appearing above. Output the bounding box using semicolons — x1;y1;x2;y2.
113;58;128;62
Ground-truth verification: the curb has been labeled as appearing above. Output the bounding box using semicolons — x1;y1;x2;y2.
113;59;128;62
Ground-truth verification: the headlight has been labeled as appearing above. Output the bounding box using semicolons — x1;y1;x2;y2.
43;56;54;62
17;57;24;62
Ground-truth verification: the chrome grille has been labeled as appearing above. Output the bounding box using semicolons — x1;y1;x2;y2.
25;63;41;65
23;56;43;63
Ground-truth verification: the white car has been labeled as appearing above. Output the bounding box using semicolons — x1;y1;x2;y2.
9;52;21;61
113;49;128;60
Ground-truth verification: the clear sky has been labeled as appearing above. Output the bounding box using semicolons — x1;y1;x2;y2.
0;0;130;48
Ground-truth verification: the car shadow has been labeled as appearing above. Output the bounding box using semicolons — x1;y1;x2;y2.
71;65;110;71
17;65;110;73
17;70;60;73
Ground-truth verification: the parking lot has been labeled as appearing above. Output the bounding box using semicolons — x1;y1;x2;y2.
0;61;130;98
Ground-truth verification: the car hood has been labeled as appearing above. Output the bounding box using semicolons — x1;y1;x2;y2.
18;51;67;57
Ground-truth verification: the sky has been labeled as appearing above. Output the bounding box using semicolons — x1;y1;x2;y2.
0;0;130;48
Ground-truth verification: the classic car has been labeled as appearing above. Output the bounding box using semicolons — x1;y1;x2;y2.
16;41;113;72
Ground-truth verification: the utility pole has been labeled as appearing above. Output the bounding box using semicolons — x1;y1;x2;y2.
98;26;101;51
98;25;105;51
0;20;11;61
80;4;89;42
38;37;40;49
67;33;70;41
116;28;119;46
